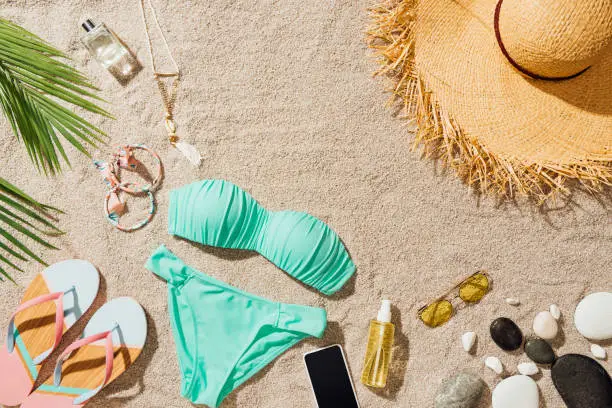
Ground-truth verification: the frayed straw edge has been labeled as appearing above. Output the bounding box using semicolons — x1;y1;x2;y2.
366;0;612;205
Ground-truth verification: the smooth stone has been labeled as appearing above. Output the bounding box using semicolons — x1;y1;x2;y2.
517;362;539;376
591;344;607;360
552;354;612;408
492;375;539;408
490;317;523;351
505;298;520;306
462;332;476;352
524;337;556;364
550;304;561;320
574;292;612;340
533;311;558;340
485;356;503;375
435;371;486;408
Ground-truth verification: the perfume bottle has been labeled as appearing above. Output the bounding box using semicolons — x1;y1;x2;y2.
81;19;138;82
361;299;395;388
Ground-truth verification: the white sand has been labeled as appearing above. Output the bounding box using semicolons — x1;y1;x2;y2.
0;0;610;407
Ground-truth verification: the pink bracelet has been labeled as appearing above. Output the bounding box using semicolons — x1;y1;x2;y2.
112;145;163;194
94;144;163;232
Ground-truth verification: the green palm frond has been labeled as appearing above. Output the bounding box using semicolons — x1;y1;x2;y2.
0;177;63;282
0;18;112;282
0;17;113;175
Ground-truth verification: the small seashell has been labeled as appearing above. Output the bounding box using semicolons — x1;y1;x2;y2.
462;331;477;352
550;304;561;320
590;344;607;360
165;118;177;134
485;356;504;375
506;298;520;306
517;362;539;376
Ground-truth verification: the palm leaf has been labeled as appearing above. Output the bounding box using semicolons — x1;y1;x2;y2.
0;17;113;175
0;18;112;281
0;177;63;282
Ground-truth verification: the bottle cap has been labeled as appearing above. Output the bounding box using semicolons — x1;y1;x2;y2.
81;19;96;32
377;299;392;323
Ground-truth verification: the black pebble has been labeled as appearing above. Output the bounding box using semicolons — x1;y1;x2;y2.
490;317;523;351
552;354;612;408
524;337;556;364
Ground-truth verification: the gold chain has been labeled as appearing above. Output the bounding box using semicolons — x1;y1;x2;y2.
154;73;180;143
139;0;181;145
156;75;179;117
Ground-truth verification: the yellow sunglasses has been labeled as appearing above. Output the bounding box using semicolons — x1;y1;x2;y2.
418;271;491;328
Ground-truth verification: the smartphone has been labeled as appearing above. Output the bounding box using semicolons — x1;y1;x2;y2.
304;345;359;408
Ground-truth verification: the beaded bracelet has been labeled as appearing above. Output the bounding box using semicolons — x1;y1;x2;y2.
94;144;163;232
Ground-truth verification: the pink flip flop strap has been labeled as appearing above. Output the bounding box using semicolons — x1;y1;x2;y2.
6;291;65;364
54;329;115;405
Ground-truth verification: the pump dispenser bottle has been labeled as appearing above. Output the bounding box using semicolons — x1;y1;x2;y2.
80;19;139;82
361;299;395;388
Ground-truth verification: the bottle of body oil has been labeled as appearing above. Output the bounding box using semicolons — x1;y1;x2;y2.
361;299;395;388
81;19;138;82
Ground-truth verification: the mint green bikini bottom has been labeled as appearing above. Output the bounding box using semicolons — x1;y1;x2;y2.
146;245;327;407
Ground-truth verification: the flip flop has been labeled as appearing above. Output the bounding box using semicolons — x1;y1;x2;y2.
21;297;147;407
0;260;100;406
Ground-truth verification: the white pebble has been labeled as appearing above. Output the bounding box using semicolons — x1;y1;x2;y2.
533;311;558;340
517;362;539;376
591;344;607;360
492;375;539;408
462;331;476;352
549;304;561;320
574;292;612;340
506;298;520;306
485;356;504;375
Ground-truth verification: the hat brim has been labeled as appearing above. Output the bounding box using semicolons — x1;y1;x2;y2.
368;0;612;200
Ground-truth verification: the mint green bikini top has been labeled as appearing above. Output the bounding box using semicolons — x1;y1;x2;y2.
168;179;355;295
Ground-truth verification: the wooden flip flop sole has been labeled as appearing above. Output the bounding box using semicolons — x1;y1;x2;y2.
0;260;99;406
22;297;147;407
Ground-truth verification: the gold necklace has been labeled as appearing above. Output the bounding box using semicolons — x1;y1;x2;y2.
139;0;201;166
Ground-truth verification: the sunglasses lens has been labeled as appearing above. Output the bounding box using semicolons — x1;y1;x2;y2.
419;300;453;327
459;272;489;303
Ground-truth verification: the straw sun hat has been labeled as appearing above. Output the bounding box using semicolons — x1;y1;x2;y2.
368;0;612;202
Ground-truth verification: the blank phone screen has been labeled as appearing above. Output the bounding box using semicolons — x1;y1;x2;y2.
304;345;359;408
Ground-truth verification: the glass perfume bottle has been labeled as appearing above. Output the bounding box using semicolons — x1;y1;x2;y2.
361;299;395;388
81;19;139;82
